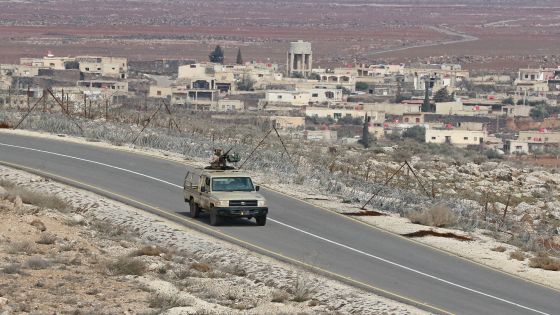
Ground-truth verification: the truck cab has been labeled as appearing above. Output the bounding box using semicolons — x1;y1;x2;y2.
184;169;268;226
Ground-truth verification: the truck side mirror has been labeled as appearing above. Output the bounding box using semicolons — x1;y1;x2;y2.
201;186;206;193
255;186;260;191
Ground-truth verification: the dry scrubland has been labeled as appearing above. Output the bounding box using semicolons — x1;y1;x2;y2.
0;108;559;285
0;166;427;314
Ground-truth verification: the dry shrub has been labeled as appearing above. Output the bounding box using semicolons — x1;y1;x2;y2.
191;262;212;273
223;262;247;277
289;274;316;302
271;289;290;303
131;245;169;258
407;204;457;227
174;267;193;280
491;246;507;252
104;256;146;276
30;219;46;232
24;256;51;270
0;121;12;129
529;252;560;271
7;187;69;212
36;232;57;245
90;220;133;240
2;263;24;274
509;250;526;261
6;241;38;255
148;293;190;310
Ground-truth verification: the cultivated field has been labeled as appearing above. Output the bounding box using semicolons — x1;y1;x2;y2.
1;0;559;69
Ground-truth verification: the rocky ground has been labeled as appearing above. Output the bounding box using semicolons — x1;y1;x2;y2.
0;165;428;315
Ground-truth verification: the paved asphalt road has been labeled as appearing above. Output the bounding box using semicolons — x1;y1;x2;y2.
1;133;559;315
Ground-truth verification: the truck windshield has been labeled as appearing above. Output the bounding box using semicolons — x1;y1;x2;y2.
212;177;254;192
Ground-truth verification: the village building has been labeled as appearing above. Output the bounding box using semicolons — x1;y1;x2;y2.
425;128;486;147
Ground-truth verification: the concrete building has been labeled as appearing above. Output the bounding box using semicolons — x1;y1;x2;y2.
149;86;173;98
304;130;337;142
425;129;486;147
504;140;530;155
518;130;560;144
215;99;244;111
356;64;404;78
308;88;343;103
287;41;312;78
272;116;306;130
77;79;128;92
76;56;128;79
20;55;73;70
362;103;421;115
402;113;425;124
263;90;310;107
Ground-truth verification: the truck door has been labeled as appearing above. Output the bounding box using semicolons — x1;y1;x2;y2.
199;175;211;208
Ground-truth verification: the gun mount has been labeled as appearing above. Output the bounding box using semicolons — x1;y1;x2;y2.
206;148;240;170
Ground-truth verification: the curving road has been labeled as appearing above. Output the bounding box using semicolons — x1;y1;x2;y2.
1;132;559;315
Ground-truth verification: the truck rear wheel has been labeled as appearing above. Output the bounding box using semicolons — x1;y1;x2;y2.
189;199;200;218
255;215;267;226
209;207;222;226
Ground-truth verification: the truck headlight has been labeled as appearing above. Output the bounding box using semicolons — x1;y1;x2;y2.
216;200;229;207
258;200;267;207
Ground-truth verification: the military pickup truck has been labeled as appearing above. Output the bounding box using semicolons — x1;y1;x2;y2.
184;169;268;226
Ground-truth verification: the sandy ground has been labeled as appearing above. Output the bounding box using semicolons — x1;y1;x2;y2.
0;163;428;314
1;128;558;292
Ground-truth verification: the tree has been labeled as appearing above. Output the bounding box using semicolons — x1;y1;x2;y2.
422;81;431;112
355;82;369;92
209;45;224;64
402;125;426;142
236;48;243;65
529;104;560;121
308;72;321;80
336;85;352;95
501;97;514;105
236;75;255;91
433;87;454;102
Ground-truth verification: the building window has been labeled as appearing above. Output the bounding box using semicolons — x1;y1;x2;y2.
464;137;468;140
474;137;478;141
415;118;420;123
431;137;436;140
85;67;90;71
157;91;162;96
312;93;318;97
277;95;282;99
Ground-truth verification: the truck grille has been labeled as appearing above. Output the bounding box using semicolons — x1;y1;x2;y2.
229;200;258;207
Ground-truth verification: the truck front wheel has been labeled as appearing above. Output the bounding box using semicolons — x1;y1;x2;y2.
209;207;222;226
189;199;200;218
255;215;267;226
